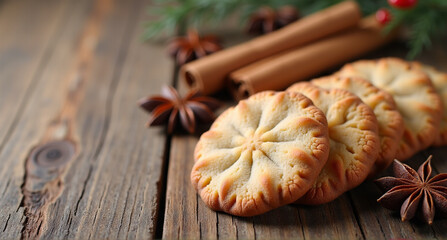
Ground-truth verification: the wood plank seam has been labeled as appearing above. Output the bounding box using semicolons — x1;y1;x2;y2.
347;192;366;239
215;211;219;239
296;209;306;239
154;63;181;239
154;134;173;239
154;21;186;238
67;0;161;237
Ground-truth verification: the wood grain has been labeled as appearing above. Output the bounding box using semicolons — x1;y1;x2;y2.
1;1;447;239
162;106;364;239
347;41;447;240
162;38;447;240
163;34;363;240
0;0;81;237
0;0;71;155
0;0;172;238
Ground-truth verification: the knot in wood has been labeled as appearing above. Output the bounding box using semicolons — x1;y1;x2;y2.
31;140;75;169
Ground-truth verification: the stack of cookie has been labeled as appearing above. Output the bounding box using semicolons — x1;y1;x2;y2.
190;57;447;217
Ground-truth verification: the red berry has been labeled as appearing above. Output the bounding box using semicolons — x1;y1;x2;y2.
388;0;418;9
376;9;392;25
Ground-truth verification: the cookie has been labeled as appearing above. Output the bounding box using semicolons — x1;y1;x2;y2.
191;91;330;216
411;62;447;146
287;83;380;204
311;76;404;176
338;58;442;160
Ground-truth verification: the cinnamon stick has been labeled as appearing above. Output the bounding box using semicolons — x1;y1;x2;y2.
180;1;362;95
228;16;396;99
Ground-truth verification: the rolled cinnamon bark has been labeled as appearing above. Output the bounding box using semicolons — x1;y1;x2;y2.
228;16;396;99
181;1;362;95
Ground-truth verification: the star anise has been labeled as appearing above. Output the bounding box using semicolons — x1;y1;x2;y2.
138;85;221;134
375;156;447;224
247;6;299;35
167;30;222;65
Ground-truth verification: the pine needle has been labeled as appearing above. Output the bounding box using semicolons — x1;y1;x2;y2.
143;0;447;58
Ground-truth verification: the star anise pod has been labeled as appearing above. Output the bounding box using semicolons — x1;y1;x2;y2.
138;85;221;134
247;6;299;35
167;30;222;65
375;156;447;224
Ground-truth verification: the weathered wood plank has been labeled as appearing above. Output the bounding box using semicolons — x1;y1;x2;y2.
344;41;420;239
41;0;173;238
2;1;447;238
298;196;364;239
0;0;172;238
0;0;80;237
350;154;437;240
162;119;364;239
163;136;207;239
423;148;447;239
162;31;364;239
163;32;252;239
345;40;447;240
0;0;71;153
163;35;447;239
419;40;447;236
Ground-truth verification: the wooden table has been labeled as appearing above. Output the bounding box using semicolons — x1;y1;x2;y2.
1;0;447;239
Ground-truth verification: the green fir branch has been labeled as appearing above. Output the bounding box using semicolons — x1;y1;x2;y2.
407;8;447;59
383;0;447;58
144;0;447;58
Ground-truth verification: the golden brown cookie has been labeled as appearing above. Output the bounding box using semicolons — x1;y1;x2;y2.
311;76;404;176
411;62;447;146
191;91;330;216
287;83;380;204
338;58;442;160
